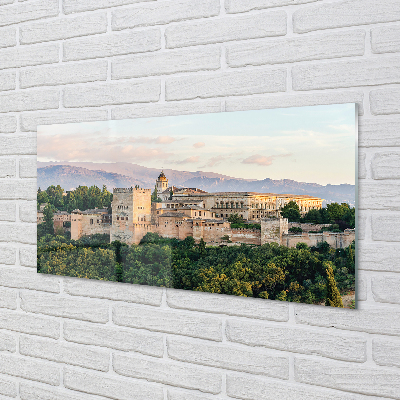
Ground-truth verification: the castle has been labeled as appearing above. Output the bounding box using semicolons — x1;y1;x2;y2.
41;172;355;249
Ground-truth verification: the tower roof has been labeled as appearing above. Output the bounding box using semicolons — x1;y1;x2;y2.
157;170;167;181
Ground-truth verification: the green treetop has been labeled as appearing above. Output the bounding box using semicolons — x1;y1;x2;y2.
325;261;344;308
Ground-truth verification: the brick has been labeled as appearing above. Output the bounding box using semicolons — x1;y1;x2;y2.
64;368;164;400
0;309;59;338
359;117;400;147
18;199;37;221
373;337;400;368
0;70;16;91
226;90;364;114
20;292;109;323
358;209;366;240
0;115;17;133
20;13;108;45
0;158;15;178
20;246;37;268
359;181;400;210
64;0;157;15
20;335;110;372
295;357;400;399
293;0;400;33
0;0;58;27
0;201;16;221
19;158;37;179
226;319;366;362
0;376;17;398
358;152;366;179
357;274;367;301
167;390;220;400
166;11;286;48
167;289;289;321
167;336;289;379
0;244;16;262
0;26;16;48
0;43;59;70
0;330;16;353
0;286;17;309
0;135;36;154
0;266;59;292
0;0;13;5
370;87;400;115
295;303;400;336
112;0;219;30
0;180;36;200
64;80;160;108
113;353;222;394
113;303;222;341
372;276;400;304
0;88;59;113
372;24;400;54
372;213;400;241
64;29;160;62
21;109;108;132
358;242;400;272
166;68;286;101
64;278;163;306
226;373;367;400
64;320;164;357
112;100;221;120
226;0;318;13
227;30;365;67
372;152;400;179
112;47;221;79
292;57;400;91
20;60;108;89
0;222;36;243
0;353;59;385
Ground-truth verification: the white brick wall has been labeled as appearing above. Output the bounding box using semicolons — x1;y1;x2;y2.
0;0;399;398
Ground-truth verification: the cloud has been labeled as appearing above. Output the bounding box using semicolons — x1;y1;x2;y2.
201;155;227;168
242;153;292;167
127;136;177;144
175;156;200;165
193;142;205;148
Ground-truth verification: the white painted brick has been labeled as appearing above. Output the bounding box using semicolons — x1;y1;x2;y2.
167;289;289;321
0;377;17;399
372;276;400;305
0;26;16;48
20;13;108;45
0;353;59;386
0;43;59;70
19;246;36;268
64;320;164;357
64;278;163;306
226;373;368;400
226;90;364;114
359;181;400;210
295;357;400;399
0;135;36;154
0;115;17;133
167;336;289;379
0;267;59;292
166;68;286;101
0;309;59;338
0;201;16;221
357;275;367;301
372;152;400;179
371;24;400;54
358;152;366;179
166;11;287;48
113;353;222;394
112;47;220;79
64;80;160;108
0;0;58;27
20;292;109;323
0;88;59;113
0;0;13;6
0;244;16;262
359;117;400;147
64;368;164;400
370;87;400;115
0;330;16;353
0;222;36;243
21;109;108;132
112;100;221;120
0;70;16;91
372;213;400;241
226;319;366;362
0;158;15;178
113;303;222;341
64;0;157;15
0;286;17;309
167;390;221;400
112;0;219;30
20;335;110;372
293;0;400;33
226;0;318;13
295;303;400;336
19;158;36;179
20;60;108;89
373;337;400;368
358;242;400;272
227;30;365;67
292;57;400;91
63;29;160;62
0;181;36;200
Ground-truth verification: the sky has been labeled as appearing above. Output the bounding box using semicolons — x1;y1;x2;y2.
37;103;357;185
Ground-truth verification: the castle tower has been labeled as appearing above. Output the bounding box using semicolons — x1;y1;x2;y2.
156;171;169;193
